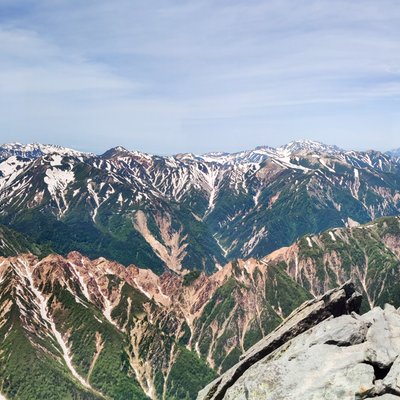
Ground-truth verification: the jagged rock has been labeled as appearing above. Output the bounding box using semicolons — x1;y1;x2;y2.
382;356;400;394
198;282;400;400
197;281;362;400
363;304;400;368
221;320;374;400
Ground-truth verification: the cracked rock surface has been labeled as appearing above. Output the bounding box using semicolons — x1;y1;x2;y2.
198;283;400;400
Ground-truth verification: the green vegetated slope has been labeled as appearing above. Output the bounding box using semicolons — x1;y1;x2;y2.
190;260;311;373
0;155;225;274
210;156;400;261
0;251;313;400
265;216;400;312
0;266;101;400
1;216;400;399
0;254;218;400
0;224;50;258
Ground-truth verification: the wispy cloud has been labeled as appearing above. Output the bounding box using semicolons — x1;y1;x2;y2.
0;27;139;94
0;0;400;153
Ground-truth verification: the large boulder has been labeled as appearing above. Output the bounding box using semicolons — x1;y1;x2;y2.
197;282;400;399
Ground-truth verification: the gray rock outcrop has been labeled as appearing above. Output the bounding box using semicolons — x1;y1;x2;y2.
197;282;400;399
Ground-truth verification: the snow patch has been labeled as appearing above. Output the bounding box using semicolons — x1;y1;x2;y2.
0;156;27;190
213;234;228;257
319;158;335;173
49;154;63;167
253;190;261;206
203;166;220;216
242;227;267;256
273;156;310;172
44;167;74;214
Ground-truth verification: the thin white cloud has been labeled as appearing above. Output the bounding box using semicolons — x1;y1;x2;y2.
0;28;139;94
0;0;400;152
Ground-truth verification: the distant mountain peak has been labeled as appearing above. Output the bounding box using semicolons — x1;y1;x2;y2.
387;147;400;158
192;140;344;166
101;145;131;158
277;139;343;155
0;142;91;160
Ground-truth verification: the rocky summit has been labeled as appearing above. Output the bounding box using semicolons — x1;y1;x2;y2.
198;282;400;400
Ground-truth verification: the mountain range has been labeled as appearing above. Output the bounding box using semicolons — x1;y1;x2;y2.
1;140;400;275
1;140;400;399
0;249;309;399
1;216;400;399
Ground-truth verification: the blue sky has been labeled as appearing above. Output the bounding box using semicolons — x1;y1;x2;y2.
0;0;400;154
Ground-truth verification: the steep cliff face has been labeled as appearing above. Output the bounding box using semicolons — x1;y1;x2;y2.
263;216;400;311
198;283;400;400
0;252;310;400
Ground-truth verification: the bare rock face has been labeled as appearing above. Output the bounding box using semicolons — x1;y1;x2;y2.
198;283;400;399
198;282;368;400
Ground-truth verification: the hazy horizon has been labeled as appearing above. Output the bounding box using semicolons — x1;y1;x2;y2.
1;1;400;153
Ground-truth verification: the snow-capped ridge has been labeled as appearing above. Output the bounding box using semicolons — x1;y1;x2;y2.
387;147;400;159
100;146;131;158
276;139;343;156
192;140;344;166
0;142;91;160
